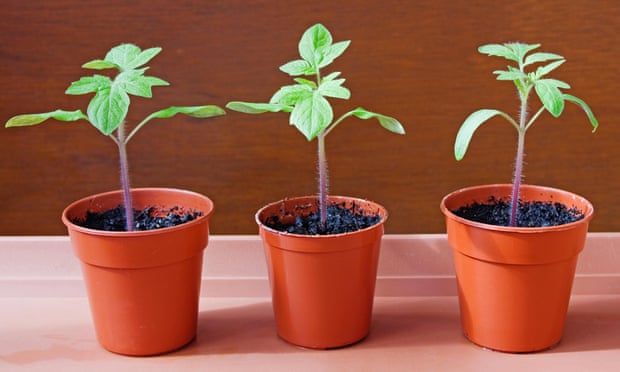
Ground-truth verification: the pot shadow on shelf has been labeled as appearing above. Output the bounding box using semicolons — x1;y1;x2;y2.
358;297;466;350
547;296;620;353
0;322;104;365
176;300;289;355
176;297;467;355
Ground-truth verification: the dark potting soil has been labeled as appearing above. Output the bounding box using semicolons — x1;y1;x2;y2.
265;202;381;235
73;205;203;231
452;197;585;227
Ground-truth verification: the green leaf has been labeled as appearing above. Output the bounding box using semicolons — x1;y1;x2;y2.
270;84;313;106
87;85;130;135
298;24;332;69
513;78;527;97
543;78;570;89
493;69;527;81
535;79;566;117
116;69;169;98
124;105;226;143
455;109;513;160
349;107;374;119
317;78;350;99
104;44;141;69
5;109;88;127
479;43;540;64
65;75;111;95
280;59;313;76
351;107;405;134
322;71;342;81
290;92;333;140
478;44;519;62
293;78;317;88
104;44;162;71
564;94;599;132
226;101;292;114
524;52;564;67
507;43;541;64
377;116;405;134
129;47;163;69
499;66;530;96
145;76;169;88
149;105;226;120
534;60;566;79
82;60;119;70
318;40;350;69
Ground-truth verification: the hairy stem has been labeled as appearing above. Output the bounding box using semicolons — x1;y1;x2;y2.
510;129;525;227
314;66;330;232
317;132;329;231
115;125;134;231
510;90;530;227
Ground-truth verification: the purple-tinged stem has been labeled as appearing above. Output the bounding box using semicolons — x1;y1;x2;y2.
317;132;329;231
510;130;525;227
510;90;530;227
116;126;134;231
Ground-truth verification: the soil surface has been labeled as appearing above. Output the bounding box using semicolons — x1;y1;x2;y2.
452;197;585;227
265;202;381;235
74;205;203;231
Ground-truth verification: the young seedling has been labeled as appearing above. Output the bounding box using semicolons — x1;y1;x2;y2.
454;42;598;227
5;43;225;231
226;23;405;232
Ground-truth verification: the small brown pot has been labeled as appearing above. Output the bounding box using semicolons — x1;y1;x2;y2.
256;195;387;349
440;184;594;353
62;188;214;356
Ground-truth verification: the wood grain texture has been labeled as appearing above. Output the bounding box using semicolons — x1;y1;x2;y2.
1;0;618;234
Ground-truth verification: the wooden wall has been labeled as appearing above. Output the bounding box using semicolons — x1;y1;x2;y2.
1;0;618;235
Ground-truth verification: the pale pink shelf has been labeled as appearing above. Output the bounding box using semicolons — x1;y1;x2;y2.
1;234;619;371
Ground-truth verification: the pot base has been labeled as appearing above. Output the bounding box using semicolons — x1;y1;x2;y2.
281;333;369;351
468;337;562;354
105;334;197;357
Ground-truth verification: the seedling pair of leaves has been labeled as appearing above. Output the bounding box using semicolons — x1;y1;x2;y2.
454;42;598;227
6;44;226;231
227;23;405;230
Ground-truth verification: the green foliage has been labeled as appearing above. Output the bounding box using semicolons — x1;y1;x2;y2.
455;42;598;160
226;23;405;141
454;109;512;161
454;42;599;227
5;43;225;232
5;110;88;127
226;23;404;231
6;43;225;137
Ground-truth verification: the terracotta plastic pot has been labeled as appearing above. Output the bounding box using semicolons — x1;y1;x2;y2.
62;188;214;356
440;184;594;353
257;195;387;349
